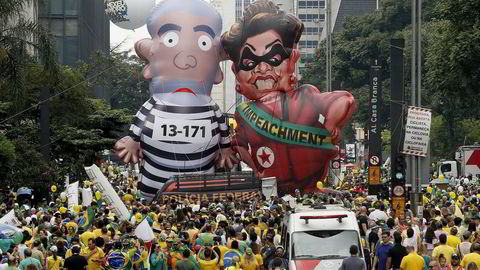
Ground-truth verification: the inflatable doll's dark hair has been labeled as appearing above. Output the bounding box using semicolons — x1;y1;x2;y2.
221;0;304;64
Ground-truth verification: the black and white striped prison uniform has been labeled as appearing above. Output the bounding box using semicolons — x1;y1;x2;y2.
129;97;231;200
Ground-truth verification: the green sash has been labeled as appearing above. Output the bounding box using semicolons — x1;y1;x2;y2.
237;102;334;149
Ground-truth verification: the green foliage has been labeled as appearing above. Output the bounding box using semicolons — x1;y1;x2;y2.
0;134;16;180
300;0;480;161
78;51;150;115
0;1;134;188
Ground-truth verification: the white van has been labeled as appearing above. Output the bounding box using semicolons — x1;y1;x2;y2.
281;204;365;270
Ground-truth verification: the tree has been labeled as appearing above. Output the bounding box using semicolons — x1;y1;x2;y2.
423;0;480;157
78;51;150;115
0;0;58;115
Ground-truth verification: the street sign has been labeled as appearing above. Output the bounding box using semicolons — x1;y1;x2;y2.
402;106;432;157
370;156;380;166
393;185;405;197
368;166;380;185
392;197;405;218
331;160;341;169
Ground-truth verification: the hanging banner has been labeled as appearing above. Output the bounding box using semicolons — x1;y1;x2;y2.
402;106;432;157
85;165;130;220
368;60;383;195
82;188;93;207
0;210;21;226
67;181;79;211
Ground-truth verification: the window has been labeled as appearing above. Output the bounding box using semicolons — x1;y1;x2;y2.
64;0;78;16
50;19;64;36
305;27;319;35
65;19;78;36
49;0;63;15
291;230;362;259
298;1;322;9
298;40;318;48
298;14;320;22
39;1;47;15
64;37;78;65
54;36;64;63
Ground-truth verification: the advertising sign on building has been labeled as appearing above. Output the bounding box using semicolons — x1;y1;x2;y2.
346;144;356;163
402;106;432;157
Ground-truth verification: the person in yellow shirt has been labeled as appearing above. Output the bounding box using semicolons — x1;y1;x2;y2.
447;227;461;250
47;246;63;270
460;243;480;269
400;245;424;270
79;228;96;248
251;244;263;269
197;247;219;270
432;234;455;265
80;238;105;270
65;237;80;259
241;248;259;270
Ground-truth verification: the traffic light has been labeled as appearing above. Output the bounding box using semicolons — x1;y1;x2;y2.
393;155;406;181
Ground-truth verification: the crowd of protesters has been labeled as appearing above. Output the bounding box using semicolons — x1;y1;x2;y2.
0;162;479;270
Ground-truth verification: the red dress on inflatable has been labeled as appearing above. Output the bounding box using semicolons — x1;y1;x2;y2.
233;84;346;194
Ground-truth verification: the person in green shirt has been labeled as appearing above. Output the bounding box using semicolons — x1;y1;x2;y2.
150;243;167;270
18;249;43;270
175;250;196;270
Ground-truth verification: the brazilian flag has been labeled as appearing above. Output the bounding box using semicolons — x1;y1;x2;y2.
82;206;94;228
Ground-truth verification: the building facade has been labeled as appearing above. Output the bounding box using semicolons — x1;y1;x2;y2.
38;0;110;66
297;0;376;76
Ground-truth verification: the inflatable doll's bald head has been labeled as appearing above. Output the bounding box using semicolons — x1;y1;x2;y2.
136;0;224;97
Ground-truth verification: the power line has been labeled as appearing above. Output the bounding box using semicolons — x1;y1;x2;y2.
0;64;117;126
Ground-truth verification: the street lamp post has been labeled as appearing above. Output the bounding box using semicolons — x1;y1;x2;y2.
325;0;332;92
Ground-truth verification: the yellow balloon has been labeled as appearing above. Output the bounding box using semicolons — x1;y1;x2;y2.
477;194;480;199
59;207;67;214
95;191;101;200
449;192;456;199
427;186;432;193
73;205;81;213
316;181;324;189
51;185;57;193
458;195;464;202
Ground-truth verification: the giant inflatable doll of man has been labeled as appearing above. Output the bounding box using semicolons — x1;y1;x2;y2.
222;1;356;194
115;0;238;201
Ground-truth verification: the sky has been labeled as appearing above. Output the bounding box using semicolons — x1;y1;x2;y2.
109;0;210;53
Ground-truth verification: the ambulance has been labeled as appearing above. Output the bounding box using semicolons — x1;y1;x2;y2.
281;204;365;270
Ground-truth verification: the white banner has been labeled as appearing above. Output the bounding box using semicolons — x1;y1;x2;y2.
0;210;21;226
134;218;155;241
85;165;130;220
82;187;93;207
402;106;432;157
67;181;79;211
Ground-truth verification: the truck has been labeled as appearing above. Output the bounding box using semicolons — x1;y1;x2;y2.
153;171;278;203
437;144;480;179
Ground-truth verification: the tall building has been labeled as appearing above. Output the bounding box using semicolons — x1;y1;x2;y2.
38;0;110;66
210;0;238;114
296;0;376;75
